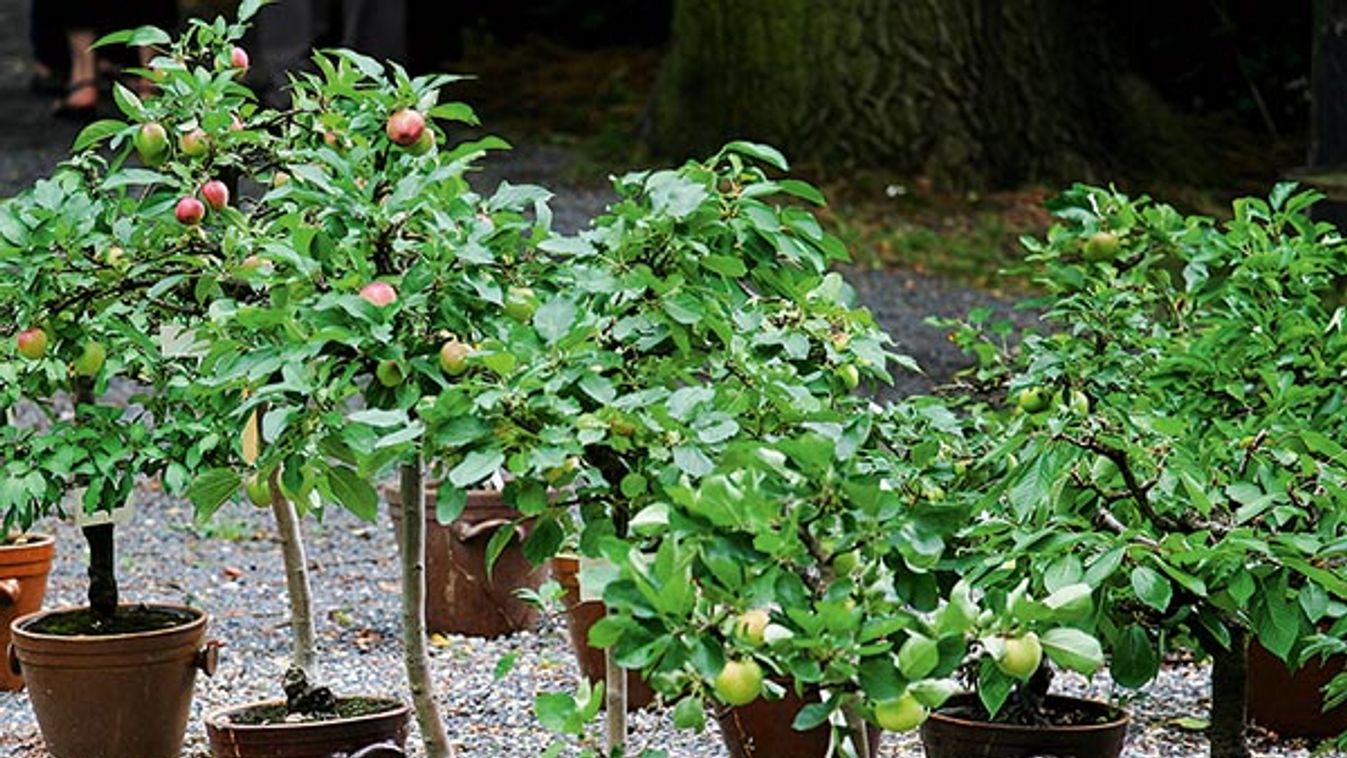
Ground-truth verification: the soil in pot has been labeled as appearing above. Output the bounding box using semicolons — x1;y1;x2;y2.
552;555;655;710
717;688;881;758
920;693;1129;758
386;486;546;637
1248;638;1347;739
0;532;55;691
206;696;410;758
9;603;214;758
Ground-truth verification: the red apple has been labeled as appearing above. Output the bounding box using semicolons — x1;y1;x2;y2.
179;128;210;157
176;197;206;225
385;109;425;147
359;282;397;307
201;180;230;211
230;46;250;70
16;328;47;360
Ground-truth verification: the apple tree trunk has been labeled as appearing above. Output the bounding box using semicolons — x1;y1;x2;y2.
1208;624;1250;758
651;0;1123;189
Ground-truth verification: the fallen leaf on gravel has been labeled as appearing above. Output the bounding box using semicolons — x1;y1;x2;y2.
223;566;243;579
1168;716;1210;731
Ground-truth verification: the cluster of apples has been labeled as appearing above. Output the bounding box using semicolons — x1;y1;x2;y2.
14;327;107;378
357;282;474;386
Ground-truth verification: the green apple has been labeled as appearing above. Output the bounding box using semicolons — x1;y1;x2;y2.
504;286;539;323
735;609;770;646
438;339;471;376
712;659;763;706
995;632;1043;680
837;364;860;390
179;128;211;157
1083;231;1120;261
407;128;435;156
245;473;270;508
375;359;405;387
874;691;929;732
72;341;106;377
1015;386;1050;414
16;328;48;360
134;122;169;165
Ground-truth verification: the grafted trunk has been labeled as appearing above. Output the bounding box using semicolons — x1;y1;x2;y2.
1209;625;1250;758
652;0;1122;189
82;524;117;619
268;470;318;680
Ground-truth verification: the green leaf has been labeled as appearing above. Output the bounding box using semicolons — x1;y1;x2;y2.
101;168;172;190
436;485;467;525
792;700;834;731
898;633;940;680
238;0;266;21
534;298;576;344
93;26;171;49
449;450;504;488
348;409;407;427
493;651;518;681
188;468;241;522
1110;624;1159;689
720;140;789;171
327;465;378;522
977;657;1014;718
73;120;127;152
1130;566;1173;612
1040;628;1104;676
672;695;706;731
427;102;480;125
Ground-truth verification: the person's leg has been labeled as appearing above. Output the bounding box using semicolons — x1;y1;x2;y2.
63;28;98;109
341;0;407;64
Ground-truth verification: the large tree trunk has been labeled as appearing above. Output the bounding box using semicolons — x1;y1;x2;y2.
651;0;1122;188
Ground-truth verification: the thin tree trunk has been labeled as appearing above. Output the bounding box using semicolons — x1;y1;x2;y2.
268;469;318;679
1209;624;1251;758
399;457;453;758
604;652;627;754
842;704;871;758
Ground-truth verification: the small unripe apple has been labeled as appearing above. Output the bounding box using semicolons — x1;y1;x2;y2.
201;180;230;211
322;129;341;150
176;197;206;225
407;128;435;156
712;659;763;707
438;339;471;376
1015;386;1050;414
874;692;928;732
135;122;169;165
995;632;1043;680
504;286;539;322
103;246;127;269
735;609;770;646
229;114;244;132
72;341;106;377
271;171;291;188
179;128;211;157
544;456;579;484
16;328;48;360
1083;231;1121;261
245;473;270;508
359;282;398;307
385;108;426;146
230;46;250;70
375;359;405;387
837;364;860;390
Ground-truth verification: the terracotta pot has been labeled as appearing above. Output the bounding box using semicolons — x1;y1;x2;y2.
920;693;1128;758
0;533;55;691
8;604;217;758
386;486;546;637
716;688;881;758
205;696;410;757
1248;638;1347;738
551;555;655;710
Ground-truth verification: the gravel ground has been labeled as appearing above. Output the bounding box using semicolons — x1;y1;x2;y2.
0;1;1342;755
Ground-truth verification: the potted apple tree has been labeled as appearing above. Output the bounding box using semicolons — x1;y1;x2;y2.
939;183;1347;757
0;15;255;749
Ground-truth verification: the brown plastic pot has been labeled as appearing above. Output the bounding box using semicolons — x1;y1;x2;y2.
716;688;881;758
7;604;217;758
919;693;1128;758
386;486;546;637
205;696;410;757
0;533;55;691
1248;638;1347;738
551;555;655;710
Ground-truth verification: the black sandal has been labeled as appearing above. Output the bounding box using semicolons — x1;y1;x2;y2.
51;79;100;122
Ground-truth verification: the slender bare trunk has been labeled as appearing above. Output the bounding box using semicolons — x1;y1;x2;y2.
268;470;318;679
843;704;871;758
604;652;627;754
73;379;118;619
1209;624;1250;758
400;457;452;758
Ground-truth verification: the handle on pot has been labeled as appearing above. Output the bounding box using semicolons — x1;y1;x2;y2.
451;517;525;543
0;578;19;607
195;639;223;677
341;742;406;758
6;642;18;676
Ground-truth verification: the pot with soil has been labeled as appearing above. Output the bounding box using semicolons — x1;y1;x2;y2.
205;696;411;757
0;533;55;691
551;554;655;710
386;485;546;637
1247;638;1347;739
7;603;218;758
919;693;1129;758
716;688;881;758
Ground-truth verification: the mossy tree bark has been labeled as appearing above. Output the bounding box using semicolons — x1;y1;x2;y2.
651;0;1123;189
